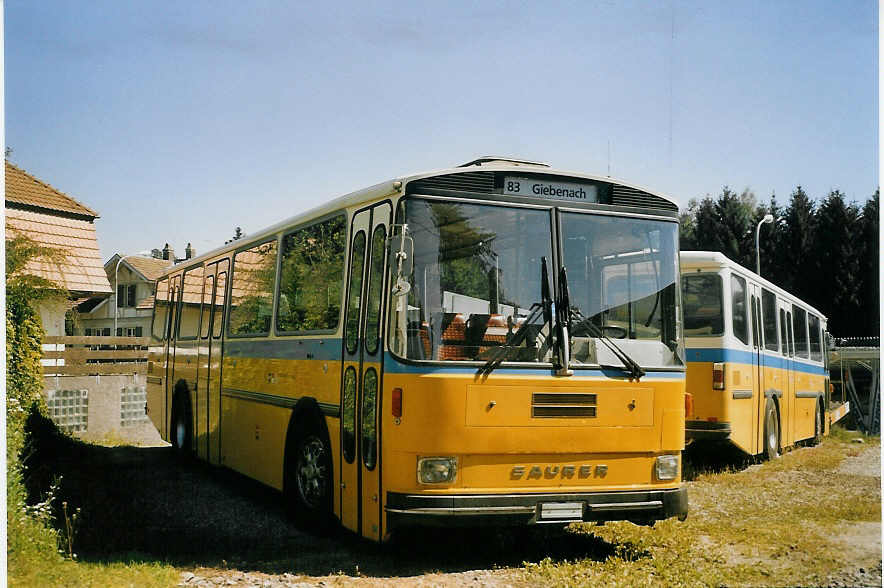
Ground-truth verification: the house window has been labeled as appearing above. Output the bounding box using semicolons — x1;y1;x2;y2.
117;284;137;307
116;326;144;337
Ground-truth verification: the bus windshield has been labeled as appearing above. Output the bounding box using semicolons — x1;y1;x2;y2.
560;212;682;368
389;199;555;363
389;198;682;368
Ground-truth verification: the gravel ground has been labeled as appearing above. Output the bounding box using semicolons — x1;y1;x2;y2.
29;424;881;588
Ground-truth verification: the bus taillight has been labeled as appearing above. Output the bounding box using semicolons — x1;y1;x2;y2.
392;387;403;418
685;393;694;419
712;362;725;390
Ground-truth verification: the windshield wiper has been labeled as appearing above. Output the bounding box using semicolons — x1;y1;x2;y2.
570;310;645;380
477;257;554;377
555;266;573;376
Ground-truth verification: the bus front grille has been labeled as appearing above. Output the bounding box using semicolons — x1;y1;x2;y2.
532;393;597;418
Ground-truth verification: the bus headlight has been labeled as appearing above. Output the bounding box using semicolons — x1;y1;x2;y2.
655;454;679;480
418;457;457;484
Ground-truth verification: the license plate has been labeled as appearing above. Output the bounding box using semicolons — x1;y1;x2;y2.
539;502;584;521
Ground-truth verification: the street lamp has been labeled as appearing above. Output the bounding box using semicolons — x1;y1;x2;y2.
755;214;774;276
114;251;152;337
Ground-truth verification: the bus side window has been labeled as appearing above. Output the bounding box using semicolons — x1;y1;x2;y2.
750;295;760;349
808;314;823;362
229;239;279;336
786;311;794;356
200;275;214;339
731;274;748;344
792;306;809;358
779;308;788;358
152;278;169;340
213;270;227;339
761;289;779;353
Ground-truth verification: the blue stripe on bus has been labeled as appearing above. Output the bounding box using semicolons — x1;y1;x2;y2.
224;338;342;361
383;353;685;379
685;347;827;375
221;339;685;380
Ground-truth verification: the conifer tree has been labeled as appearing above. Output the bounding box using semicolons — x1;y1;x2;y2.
781;186;816;305
859;190;879;335
813;190;862;335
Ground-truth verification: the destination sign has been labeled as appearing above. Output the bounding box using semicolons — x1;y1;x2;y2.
502;177;598;202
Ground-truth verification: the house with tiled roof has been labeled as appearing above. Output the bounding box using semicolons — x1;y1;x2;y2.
5;161;113;335
79;253;174;337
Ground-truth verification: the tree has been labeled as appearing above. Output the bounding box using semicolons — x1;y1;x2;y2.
858;190;879;335
812;190;862;335
6;235;66;447
781;186;816;304
761;192;790;289
692;187;758;270
225;227;244;245
678;198;699;250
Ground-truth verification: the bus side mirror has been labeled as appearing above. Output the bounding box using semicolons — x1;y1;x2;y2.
388;228;414;297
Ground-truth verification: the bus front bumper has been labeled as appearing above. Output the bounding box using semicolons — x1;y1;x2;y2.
686;420;732;441
385;487;687;530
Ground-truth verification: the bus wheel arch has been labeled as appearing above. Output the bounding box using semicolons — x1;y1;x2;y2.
283;398;335;531
170;380;193;456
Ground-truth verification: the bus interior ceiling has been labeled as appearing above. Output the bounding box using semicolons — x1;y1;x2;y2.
829;337;880;435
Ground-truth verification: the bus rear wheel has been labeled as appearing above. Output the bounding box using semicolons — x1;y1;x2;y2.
763;398;780;460
811;401;823;446
170;389;193;458
286;421;334;532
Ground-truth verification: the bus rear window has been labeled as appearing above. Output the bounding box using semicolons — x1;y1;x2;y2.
731;274;749;344
681;274;723;337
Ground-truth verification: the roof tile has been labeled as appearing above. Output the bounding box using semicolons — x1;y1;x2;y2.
5;161;99;217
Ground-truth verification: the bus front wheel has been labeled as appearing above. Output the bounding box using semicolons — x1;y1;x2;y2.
286;420;334;532
763;398;780;460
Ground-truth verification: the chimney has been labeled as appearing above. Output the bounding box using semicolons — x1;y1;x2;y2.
162;243;174;261
185;243;195;259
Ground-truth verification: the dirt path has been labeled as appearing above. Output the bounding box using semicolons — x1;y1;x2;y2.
825;443;882;588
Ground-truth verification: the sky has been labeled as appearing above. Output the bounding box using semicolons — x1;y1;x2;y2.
6;1;879;262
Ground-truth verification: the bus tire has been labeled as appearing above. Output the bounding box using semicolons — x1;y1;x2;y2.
763;398;780;460
170;387;193;458
811;401;823;446
285;418;334;533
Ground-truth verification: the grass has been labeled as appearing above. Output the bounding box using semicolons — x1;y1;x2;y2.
522;426;881;587
7;410;179;588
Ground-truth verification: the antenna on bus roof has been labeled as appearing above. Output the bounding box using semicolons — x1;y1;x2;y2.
458;156;550;168
607;140;611;177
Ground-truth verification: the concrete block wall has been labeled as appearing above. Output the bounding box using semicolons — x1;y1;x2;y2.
43;373;158;439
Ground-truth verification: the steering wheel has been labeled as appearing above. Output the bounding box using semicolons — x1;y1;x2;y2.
600;325;628;339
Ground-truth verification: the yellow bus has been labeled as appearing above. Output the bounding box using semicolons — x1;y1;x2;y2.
681;251;836;458
146;157;688;542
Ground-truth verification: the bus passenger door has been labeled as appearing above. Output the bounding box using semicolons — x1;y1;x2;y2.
196;269;215;461
165;276;181;439
196;261;228;463
339;202;391;541
779;304;795;446
207;262;228;465
749;286;763;454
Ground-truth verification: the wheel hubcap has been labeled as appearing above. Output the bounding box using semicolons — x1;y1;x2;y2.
297;436;327;508
767;410;777;452
176;417;186;449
